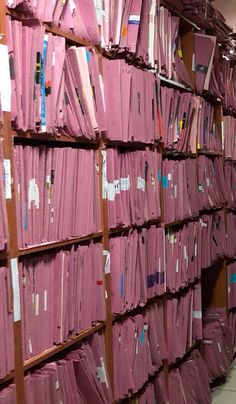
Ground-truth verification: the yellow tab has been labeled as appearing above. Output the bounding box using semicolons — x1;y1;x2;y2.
122;26;128;38
179;119;183;131
197;143;201;150
178;49;183;58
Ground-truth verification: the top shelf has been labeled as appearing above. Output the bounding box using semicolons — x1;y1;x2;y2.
160;1;201;31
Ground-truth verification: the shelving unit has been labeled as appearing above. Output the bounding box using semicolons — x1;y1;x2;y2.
0;1;235;403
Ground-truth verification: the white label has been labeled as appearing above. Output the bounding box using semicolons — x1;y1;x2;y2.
29;339;33;354
55;380;59;391
44;290;47;311
168;173;172;180
97;357;109;388
52;51;56;66
193;310;202;319
107;182;115;201
218;342;222;353
114;179;120;194
137;176;145;192
0;44;11;111
129;15;140;23
203;339;212;345
206;178;210;187
4;159;12;199
69;0;76;13
120;176;130;191
144;324;148;331
105;289;108;299
174;184;177;198
35;294;39;316
176;259;179;273
50;208;54;224
102;150;107;199
194;243;197;257
99;74;106;112
184;246;187;260
10;258;21;322
103;250;110;274
28;178;39;209
94;0;103;24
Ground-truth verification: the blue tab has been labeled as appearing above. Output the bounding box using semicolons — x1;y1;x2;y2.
41;36;48;131
128;20;140;25
120;272;124;297
230;274;236;284
157;169;161;182
140;329;145;345
162;176;168;189
86;50;91;63
156;271;165;284
147;274;155;288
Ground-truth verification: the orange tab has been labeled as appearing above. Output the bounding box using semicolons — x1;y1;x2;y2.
122;26;128;37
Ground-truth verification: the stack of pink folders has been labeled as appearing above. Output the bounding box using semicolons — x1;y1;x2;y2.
167;283;202;363
14;145;100;248
113;302;167;401
193;33;216;95
229;310;236;353
0;267;14;379
224;117;236;160
165;221;201;293
0;384;16;403
24;332;113;404
0;140;8;252
200;211;227;269
169;350;212;404
162;158;198;224
221;59;236;113
133;372;168;404
7;1;101;44
110;225;165;314
160;88;197;153
225;212;236;258
196;98;222;152
19;242;105;360
228;262;236;310
202;308;234;381
225;162;236;209
103;59;160;143
106;148;161;228
7;17;105;137
198;156;226;211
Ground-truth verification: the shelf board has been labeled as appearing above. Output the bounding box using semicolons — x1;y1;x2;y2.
197;150;223;157
119;364;164;403
168;340;201;369
109;217;162;237
18;231;103;257
160;1;201;31
0;370;15;385
104;139;156;150
158;74;193;92
13;130;100;147
165;216;199;229
24;323;105;372
162;150;197;158
199;206;225;215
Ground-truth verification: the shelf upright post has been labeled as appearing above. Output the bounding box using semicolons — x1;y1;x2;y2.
0;4;25;403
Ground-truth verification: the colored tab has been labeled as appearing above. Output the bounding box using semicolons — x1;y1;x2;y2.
230;274;236;284
162;176;168;189
140;329;145;345
86;50;91;63
122;26;128;37
147;274;155;288
158;169;161;182
178;49;183;58
96;280;103;286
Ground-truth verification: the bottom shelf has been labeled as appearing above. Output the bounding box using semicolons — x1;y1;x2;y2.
24;322;105;371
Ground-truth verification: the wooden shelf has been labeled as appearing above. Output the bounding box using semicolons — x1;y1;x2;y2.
199;206;225;215
109;217;162;237
162;151;197;158
158;74;193;91
164;216;199;229
197;150;223;157
0;370;15;385
24;323;105;372
168;340;201;369
104;139;157;150
13;130;100;147
119;364;164;403
160;1;201;31
18;231;103;257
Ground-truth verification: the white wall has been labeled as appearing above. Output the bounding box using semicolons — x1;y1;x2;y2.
214;0;236;32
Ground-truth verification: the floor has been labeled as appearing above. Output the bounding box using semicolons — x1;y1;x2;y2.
212;361;236;403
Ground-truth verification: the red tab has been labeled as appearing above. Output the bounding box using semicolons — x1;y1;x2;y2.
96;280;103;286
